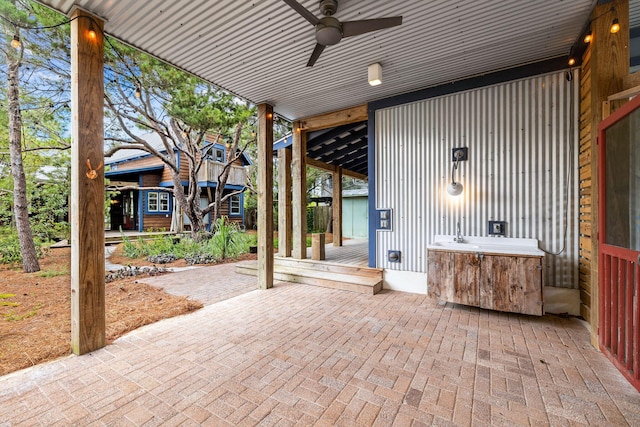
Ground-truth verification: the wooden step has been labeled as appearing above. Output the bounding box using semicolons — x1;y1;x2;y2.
236;260;383;295
273;257;383;279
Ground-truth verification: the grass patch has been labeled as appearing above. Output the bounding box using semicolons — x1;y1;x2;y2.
4;303;42;321
37;268;69;278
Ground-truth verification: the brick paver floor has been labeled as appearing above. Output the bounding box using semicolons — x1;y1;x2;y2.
138;263;257;306
1;265;639;426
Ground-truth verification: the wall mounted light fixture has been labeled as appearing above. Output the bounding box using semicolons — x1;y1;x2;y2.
446;148;466;196
368;63;382;86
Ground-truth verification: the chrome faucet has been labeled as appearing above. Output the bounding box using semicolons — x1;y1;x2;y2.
454;221;464;243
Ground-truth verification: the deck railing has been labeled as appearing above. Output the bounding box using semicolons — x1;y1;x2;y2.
198;161;247;186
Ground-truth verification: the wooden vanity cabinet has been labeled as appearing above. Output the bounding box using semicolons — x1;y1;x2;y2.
427;250;543;316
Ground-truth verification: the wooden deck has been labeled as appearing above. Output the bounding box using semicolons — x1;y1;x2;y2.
236;239;380;294
303;238;368;266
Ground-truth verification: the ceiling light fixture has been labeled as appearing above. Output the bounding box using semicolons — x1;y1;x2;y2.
568;57;576;66
368;63;382;86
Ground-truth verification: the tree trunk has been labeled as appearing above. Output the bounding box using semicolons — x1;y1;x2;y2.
7;52;40;272
172;165;203;240
212;122;244;223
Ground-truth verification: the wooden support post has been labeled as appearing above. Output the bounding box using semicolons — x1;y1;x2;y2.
332;167;342;246
278;147;292;257
257;104;274;290
312;233;326;260
292;122;307;259
70;9;105;355
587;0;629;346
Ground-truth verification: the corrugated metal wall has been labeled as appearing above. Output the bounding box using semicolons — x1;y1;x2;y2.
375;70;579;289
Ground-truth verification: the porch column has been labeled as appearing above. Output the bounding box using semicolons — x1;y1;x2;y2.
292;122;307;259
332;167;342;246
586;0;629;346
278;147;292;257
70;9;105;355
257;104;274;289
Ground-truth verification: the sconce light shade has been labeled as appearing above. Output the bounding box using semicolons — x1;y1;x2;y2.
583;32;592;43
11;35;20;49
446;181;463;196
368;63;382;86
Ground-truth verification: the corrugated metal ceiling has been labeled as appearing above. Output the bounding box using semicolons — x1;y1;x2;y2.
36;0;598;120
631;0;640;28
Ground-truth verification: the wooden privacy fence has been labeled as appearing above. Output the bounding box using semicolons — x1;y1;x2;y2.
308;205;331;233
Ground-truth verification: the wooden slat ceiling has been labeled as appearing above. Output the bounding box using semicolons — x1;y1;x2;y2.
272;120;368;176
35;0;598;120
306;121;368;175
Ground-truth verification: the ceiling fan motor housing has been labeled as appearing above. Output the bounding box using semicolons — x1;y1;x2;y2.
319;0;338;16
316;16;342;45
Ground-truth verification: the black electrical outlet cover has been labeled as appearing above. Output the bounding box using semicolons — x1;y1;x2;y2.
488;221;506;236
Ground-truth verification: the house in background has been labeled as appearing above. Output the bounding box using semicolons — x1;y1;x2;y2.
104;133;251;232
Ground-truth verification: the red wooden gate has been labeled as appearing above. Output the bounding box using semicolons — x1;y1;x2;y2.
598;93;640;393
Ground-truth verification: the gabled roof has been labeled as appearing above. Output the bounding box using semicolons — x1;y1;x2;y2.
105;133;166;165
105;132;252;166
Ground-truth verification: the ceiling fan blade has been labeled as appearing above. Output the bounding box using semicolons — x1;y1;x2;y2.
307;43;326;67
281;0;319;26
342;16;403;38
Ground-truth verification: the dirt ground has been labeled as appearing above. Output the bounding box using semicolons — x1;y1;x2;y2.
0;246;208;377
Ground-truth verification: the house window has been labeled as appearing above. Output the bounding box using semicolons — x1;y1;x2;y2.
148;191;170;212
230;195;241;215
214;148;225;163
159;193;169;211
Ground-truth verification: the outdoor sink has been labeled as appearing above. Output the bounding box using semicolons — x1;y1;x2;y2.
427;235;544;256
429;241;481;251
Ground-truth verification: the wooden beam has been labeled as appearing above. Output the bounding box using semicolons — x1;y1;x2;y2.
623;71;640;89
305;157;367;181
292;124;307;259
278;147;292;257
257;104;274;289
587;0;629;347
70;9;105;355
299;104;368;132
607;84;640;101
332;167;343;247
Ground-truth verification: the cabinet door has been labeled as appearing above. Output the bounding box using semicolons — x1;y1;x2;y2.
480;255;543;316
453;252;480;306
427;251;454;300
517;257;543;316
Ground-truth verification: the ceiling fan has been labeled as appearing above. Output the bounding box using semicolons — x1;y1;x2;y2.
282;0;403;67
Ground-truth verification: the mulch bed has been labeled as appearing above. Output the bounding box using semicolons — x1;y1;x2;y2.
0;247;203;376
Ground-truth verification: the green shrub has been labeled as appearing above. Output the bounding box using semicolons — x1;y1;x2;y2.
120;230;142;258
210;217;240;259
118;219;258;263
0;232;43;264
